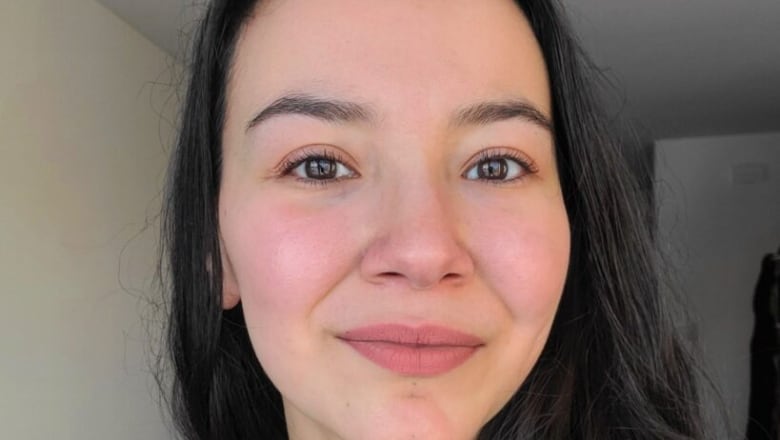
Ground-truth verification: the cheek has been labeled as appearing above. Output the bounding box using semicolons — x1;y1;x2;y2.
468;201;570;323
221;195;359;336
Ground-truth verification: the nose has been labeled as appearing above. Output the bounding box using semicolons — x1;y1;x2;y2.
359;179;474;290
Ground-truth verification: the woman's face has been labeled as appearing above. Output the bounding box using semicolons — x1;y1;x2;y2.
218;0;570;439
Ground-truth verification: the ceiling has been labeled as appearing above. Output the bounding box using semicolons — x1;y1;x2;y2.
97;0;780;142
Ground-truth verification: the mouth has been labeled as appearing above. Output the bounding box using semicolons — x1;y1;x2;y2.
337;324;484;376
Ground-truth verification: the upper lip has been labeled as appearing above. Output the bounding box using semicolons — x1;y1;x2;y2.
338;323;484;347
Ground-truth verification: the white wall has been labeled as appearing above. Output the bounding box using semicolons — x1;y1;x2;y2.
0;1;176;438
655;132;780;434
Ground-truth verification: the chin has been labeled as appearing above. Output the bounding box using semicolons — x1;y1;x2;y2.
340;396;484;440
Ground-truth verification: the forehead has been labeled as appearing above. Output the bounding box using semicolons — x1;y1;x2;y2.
227;0;550;126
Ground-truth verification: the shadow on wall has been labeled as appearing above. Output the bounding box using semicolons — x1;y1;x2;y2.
747;249;780;440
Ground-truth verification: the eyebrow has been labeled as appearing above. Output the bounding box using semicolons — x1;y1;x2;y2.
245;93;553;132
451;100;553;132
246;94;375;130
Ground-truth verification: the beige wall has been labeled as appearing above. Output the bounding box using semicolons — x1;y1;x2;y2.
0;1;175;438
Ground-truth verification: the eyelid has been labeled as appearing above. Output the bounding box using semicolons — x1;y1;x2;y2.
460;147;539;178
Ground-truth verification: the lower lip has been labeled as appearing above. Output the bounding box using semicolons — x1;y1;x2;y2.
339;326;482;376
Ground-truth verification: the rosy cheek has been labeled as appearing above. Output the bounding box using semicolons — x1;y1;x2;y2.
224;195;360;319
467;203;569;321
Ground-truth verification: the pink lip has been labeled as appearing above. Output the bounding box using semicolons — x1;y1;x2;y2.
338;324;484;376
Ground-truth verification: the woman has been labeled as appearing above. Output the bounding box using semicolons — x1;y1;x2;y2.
161;0;711;438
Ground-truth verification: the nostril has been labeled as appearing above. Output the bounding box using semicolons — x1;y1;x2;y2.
375;271;464;290
376;271;417;287
442;273;460;281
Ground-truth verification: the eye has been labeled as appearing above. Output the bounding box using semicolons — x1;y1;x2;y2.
290;156;354;180
462;151;535;182
279;149;359;184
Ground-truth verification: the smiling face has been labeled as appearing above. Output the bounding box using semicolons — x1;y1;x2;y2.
217;0;570;439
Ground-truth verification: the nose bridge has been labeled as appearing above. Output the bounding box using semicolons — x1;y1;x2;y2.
393;173;453;239
361;164;474;290
379;122;452;229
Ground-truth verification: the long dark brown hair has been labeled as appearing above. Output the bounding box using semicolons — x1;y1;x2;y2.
161;1;716;438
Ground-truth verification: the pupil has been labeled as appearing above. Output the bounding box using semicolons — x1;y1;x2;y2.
479;159;507;179
306;158;337;179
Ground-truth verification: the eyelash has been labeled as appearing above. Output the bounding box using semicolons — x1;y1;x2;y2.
463;149;539;184
276;147;539;186
277;148;358;186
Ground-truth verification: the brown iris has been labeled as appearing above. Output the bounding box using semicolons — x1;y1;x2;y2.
478;158;509;180
305;158;338;179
